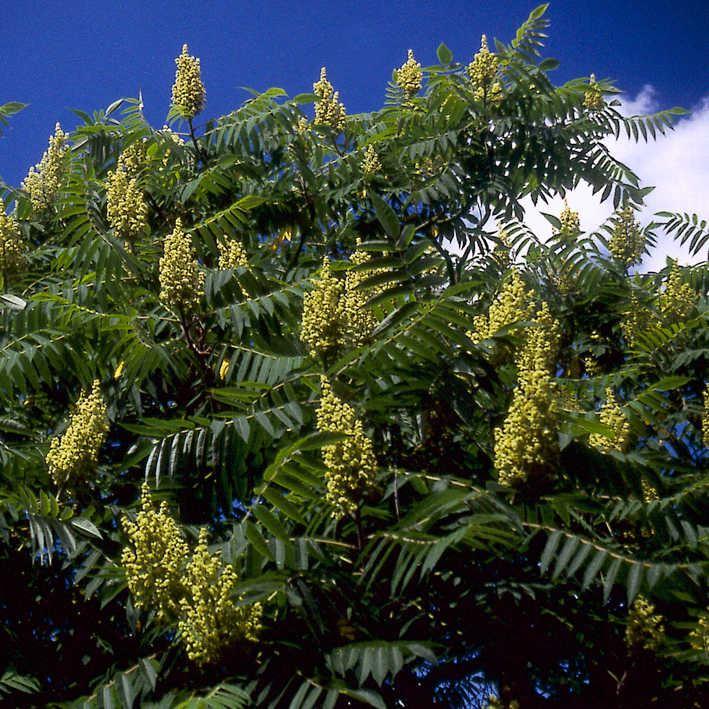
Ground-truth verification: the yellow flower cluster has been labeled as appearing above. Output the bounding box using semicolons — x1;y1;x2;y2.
106;168;148;245
583;74;604;111
467;35;503;105
609;206;644;268
301;258;343;357
118;140;148;178
394;49;423;97
558;200;580;238
178;529;262;666
414;156;441;181
0;204;26;275
121;484;189;619
218;238;249;270
362;145;382;178
657;262;696;321
589;388;631;453
22;123;68;211
469;270;534;344
340;247;382;349
641;478;659;502
159;125;186;166
316;377;377;517
158;218;204;312
122;490;261;663
494;303;560;486
626;596;664;652
621;292;650;348
171;44;206;120
300;252;381;357
46;380;109;488
583;356;601;377
296;116;310;135
313;67;346;132
688;609;709;655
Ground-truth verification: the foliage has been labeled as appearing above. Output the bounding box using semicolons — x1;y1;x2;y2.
0;5;706;707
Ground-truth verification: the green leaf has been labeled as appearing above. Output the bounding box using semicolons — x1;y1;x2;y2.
71;517;103;539
626;563;643;604
582;550;607;591
436;43;453;64
539;57;559;71
603;558;622;603
540;530;563;574
370;192;400;240
253;504;289;541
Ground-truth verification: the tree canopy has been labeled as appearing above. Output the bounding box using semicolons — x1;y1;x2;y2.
0;5;707;707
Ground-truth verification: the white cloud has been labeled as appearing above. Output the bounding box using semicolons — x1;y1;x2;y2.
521;86;709;271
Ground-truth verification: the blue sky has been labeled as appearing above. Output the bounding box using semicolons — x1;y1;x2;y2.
1;0;707;188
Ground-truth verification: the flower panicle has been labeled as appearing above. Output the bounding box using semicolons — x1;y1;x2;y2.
394;49;423;97
468;34;503;105
22;122;69;211
171;44;206;119
313;67;346;132
316;377;377;517
158;218;205;311
46;380;109;488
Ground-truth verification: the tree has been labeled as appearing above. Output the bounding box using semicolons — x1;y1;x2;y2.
1;5;707;707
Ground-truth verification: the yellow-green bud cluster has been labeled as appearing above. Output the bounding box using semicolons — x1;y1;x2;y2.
688;609;709;655
118;140;148;178
296;116;310;135
313;67;346;132
494;303;560;486
158;218;204;312
340;247;382;349
301;253;381;357
22;123;68;211
584;332;605;374
301;258;344;357
178;529;262;666
171;44;206;120
469;270;534;344
218;238;248;270
316;377;377;517
641;478;659;502
583;74;604;111
106;168;148;244
121;484;189;619
589;388;630;453
609;206;644;268
394;49;423;97
621;293;650;348
159;126;186;167
0;204;26;274
657;262;695;321
467;35;503;105
362;145;382;178
558;201;580;239
516;301;560;374
625;596;664;652
122;491;261;663
414;156;440;181
46;380;109;487
583;356;601;377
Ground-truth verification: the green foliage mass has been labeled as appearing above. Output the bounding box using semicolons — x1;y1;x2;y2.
0;6;707;707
